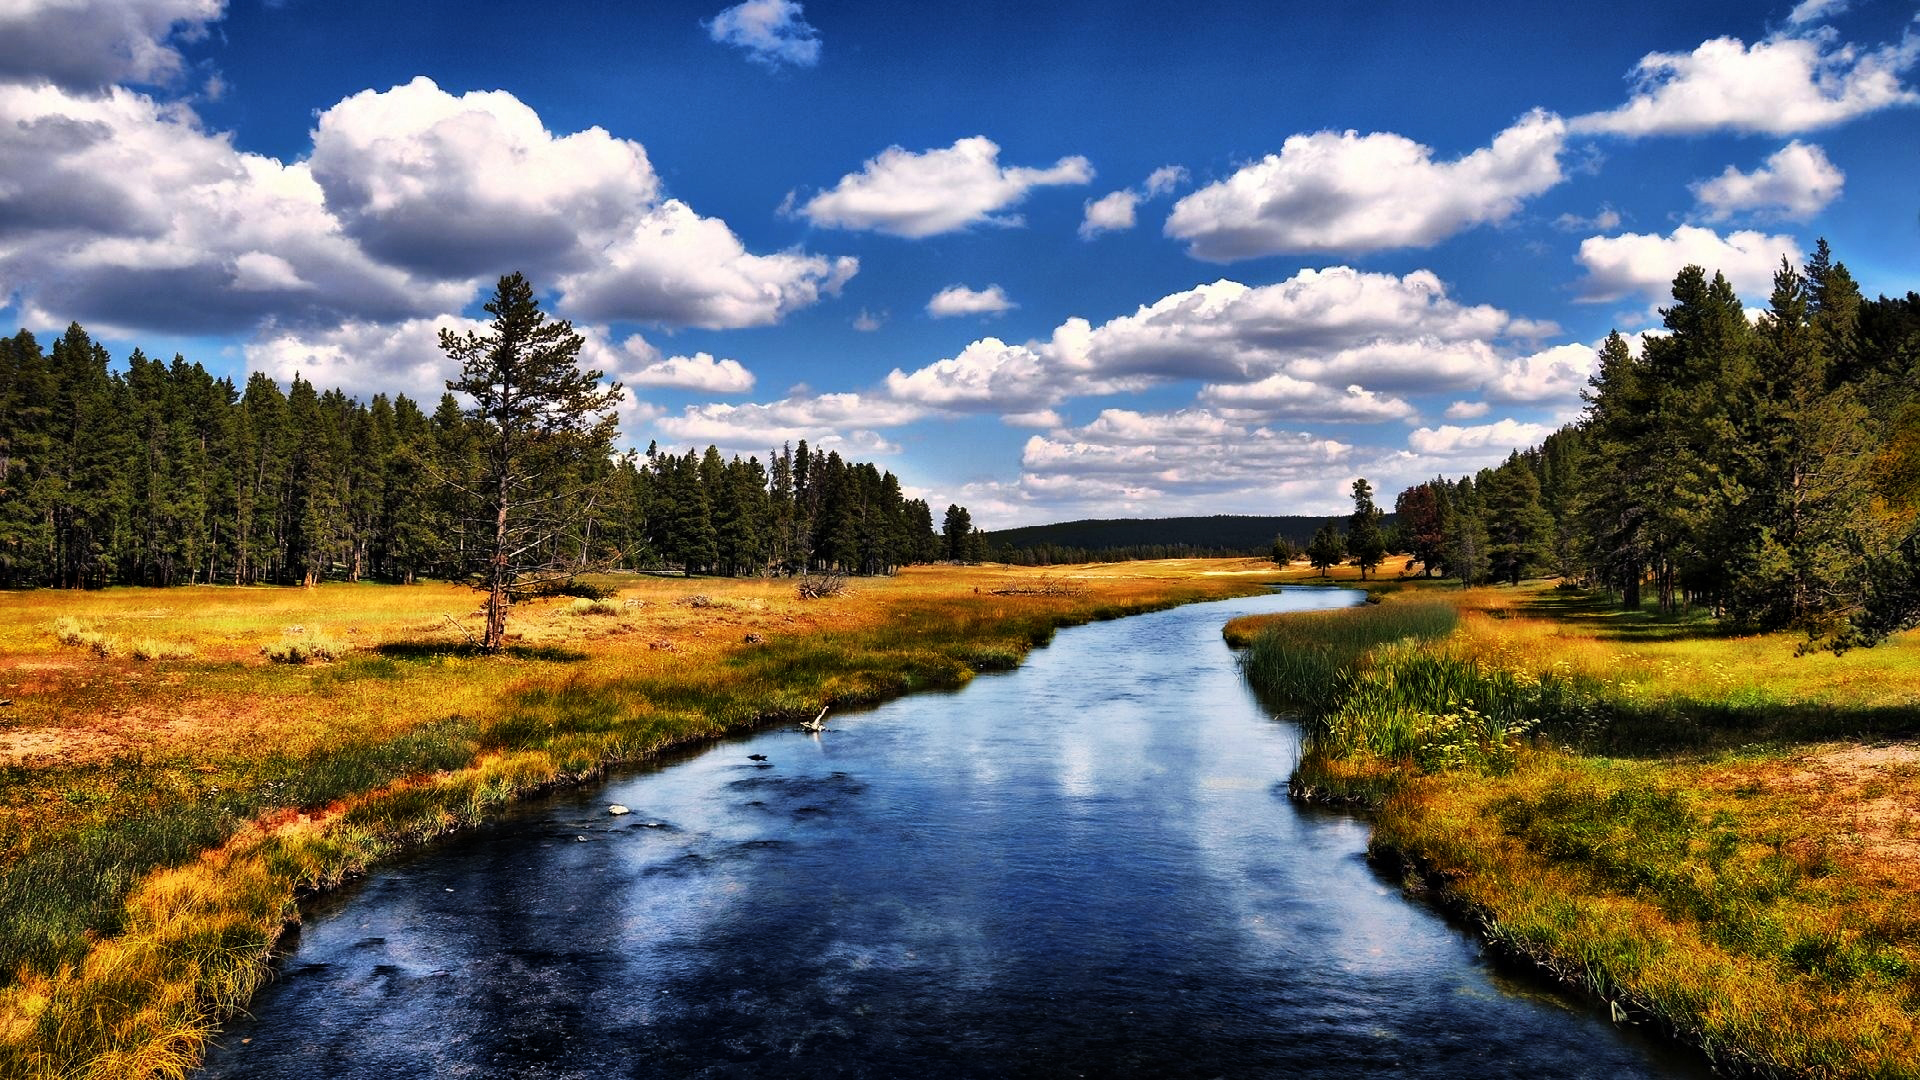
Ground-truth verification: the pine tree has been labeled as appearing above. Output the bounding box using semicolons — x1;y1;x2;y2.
439;272;623;649
1306;522;1345;578
1346;478;1386;580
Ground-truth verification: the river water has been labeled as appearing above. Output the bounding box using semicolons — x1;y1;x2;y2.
199;587;1706;1079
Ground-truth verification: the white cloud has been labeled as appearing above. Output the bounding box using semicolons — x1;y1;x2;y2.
1016;408;1354;509
1408;418;1553;456
557;199;857;327
792;136;1093;238
883;336;1110;413
0;75;855;339
1571;29;1919;136
0;82;467;336
309;76;660;281
926;283;1014;317
0;0;224;90
1143;165;1189;197
1164;109;1566;260
1445;400;1491;420
245;315;486;405
307;77;857;329
654;392;923;457
1078;166;1189;239
1198;376;1416;422
884;266;1532;417
1078;190;1138;239
1003;409;1061;428
1553;206;1622;232
1691;140;1844;221
704;0;820;68
852;308;884;332
1485;342;1599;404
1788;0;1849;25
615;339;756;393
1576;225;1801;303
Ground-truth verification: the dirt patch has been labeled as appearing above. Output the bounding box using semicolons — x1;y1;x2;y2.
1730;741;1920;881
0;726;126;765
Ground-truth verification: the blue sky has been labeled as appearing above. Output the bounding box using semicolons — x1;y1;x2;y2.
1;0;1916;523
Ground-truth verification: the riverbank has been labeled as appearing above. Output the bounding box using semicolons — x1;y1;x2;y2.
1236;579;1920;1078
0;560;1288;1079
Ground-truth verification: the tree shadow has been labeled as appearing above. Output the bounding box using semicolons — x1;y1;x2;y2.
1578;700;1920;758
1519;587;1737;642
372;641;589;663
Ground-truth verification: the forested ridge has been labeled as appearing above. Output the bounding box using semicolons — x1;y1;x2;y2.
1387;241;1920;647
0;322;962;589
981;514;1385;565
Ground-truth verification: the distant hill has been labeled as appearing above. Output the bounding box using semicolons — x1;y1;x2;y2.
982;514;1390;565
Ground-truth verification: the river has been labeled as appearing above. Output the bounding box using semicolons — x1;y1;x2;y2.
198;587;1707;1078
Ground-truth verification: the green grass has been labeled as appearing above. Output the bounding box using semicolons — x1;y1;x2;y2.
1240;584;1920;1078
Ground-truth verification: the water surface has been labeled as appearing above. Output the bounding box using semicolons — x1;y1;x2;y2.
200;587;1706;1078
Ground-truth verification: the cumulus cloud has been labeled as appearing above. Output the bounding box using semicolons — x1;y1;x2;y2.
0;74;856;345
1164;110;1566;260
0;0;224;90
1016;408;1353;507
0;82;467;336
309;76;660;281
654;392;922;457
1078;165;1190;239
1571;28;1919;136
885;267;1528;416
245;315;486;405
1576;225;1801;303
1691;140;1844;221
1078;190;1138;239
305;77;857;328
1408;418;1554;456
557;199;857;327
704;0;821;68
926;283;1014;317
1198;376;1416;422
1142;165;1189;197
614;338;756;393
1485;342;1599;404
1445;400;1491;420
792;136;1093;238
852;308;885;331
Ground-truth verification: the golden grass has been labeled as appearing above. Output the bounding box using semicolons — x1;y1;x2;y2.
0;558;1284;1078
1248;578;1920;1078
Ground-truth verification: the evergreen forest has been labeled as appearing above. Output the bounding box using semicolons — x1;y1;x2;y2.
1386;242;1920;649
0;322;962;589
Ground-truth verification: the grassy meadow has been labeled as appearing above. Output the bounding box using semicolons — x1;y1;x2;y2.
0;559;1292;1079
1235;575;1920;1078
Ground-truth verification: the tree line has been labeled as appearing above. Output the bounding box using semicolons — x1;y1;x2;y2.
1382;241;1920;648
0;321;966;589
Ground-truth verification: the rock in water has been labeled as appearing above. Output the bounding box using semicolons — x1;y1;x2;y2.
608;804;631;816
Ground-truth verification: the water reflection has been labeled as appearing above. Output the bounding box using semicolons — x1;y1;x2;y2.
199;588;1707;1079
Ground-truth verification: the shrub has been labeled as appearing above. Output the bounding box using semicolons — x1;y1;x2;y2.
565;598;621;617
795;573;847;600
261;634;342;664
129;638;196;662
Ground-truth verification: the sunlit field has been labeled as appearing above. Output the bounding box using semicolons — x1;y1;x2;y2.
1240;577;1920;1078
0;559;1285;1078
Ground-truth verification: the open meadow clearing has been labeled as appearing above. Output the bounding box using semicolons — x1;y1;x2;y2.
0;560;1290;1077
1233;578;1920;1078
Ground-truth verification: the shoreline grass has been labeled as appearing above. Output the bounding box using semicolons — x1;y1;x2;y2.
1240;580;1920;1078
0;559;1283;1079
